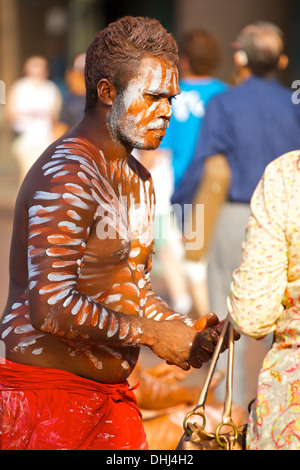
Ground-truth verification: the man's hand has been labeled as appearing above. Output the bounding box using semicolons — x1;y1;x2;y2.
148;314;240;371
200;318;240;351
149;319;214;371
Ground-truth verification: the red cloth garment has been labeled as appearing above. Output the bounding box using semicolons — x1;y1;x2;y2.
0;358;148;450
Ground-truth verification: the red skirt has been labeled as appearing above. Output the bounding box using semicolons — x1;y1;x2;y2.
0;358;148;450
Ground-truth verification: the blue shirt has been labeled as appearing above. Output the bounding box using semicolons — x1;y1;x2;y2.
160;78;227;189
172;76;300;208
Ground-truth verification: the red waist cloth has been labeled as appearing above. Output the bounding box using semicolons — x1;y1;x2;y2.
0;357;148;450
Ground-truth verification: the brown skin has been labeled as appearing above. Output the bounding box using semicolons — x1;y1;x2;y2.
1;56;229;384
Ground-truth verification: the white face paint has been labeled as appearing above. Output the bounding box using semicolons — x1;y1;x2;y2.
108;56;180;150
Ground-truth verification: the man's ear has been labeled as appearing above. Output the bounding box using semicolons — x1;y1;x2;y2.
277;54;288;71
97;78;117;105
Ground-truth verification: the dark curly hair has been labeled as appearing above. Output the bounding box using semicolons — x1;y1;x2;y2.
84;16;178;112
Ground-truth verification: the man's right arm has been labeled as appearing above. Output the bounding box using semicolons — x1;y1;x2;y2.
185;153;231;261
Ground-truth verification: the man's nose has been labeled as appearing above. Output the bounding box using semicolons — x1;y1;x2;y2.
157;98;172;119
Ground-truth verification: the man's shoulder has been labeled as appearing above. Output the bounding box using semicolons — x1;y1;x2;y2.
239;75;292;97
56;137;103;159
208;76;291;105
49;137;109;178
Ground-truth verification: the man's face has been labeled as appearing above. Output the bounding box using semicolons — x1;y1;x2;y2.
108;56;180;150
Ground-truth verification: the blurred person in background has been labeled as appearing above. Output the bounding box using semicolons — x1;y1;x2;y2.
160;29;227;191
6;56;62;185
59;53;86;131
172;21;300;410
139;29;227;318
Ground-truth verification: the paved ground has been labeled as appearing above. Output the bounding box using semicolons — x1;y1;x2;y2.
0;158;269;415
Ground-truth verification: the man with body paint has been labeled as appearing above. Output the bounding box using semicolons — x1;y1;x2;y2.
0;16;233;450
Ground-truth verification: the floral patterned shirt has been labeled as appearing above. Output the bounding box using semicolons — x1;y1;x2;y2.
228;150;300;450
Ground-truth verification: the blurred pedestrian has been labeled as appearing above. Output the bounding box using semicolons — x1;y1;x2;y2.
139;29;227;317
59;53;86;130
161;29;227;191
6;56;62;185
173;21;300;409
229;150;300;449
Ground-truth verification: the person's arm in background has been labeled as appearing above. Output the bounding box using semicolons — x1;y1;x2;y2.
184;153;231;261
